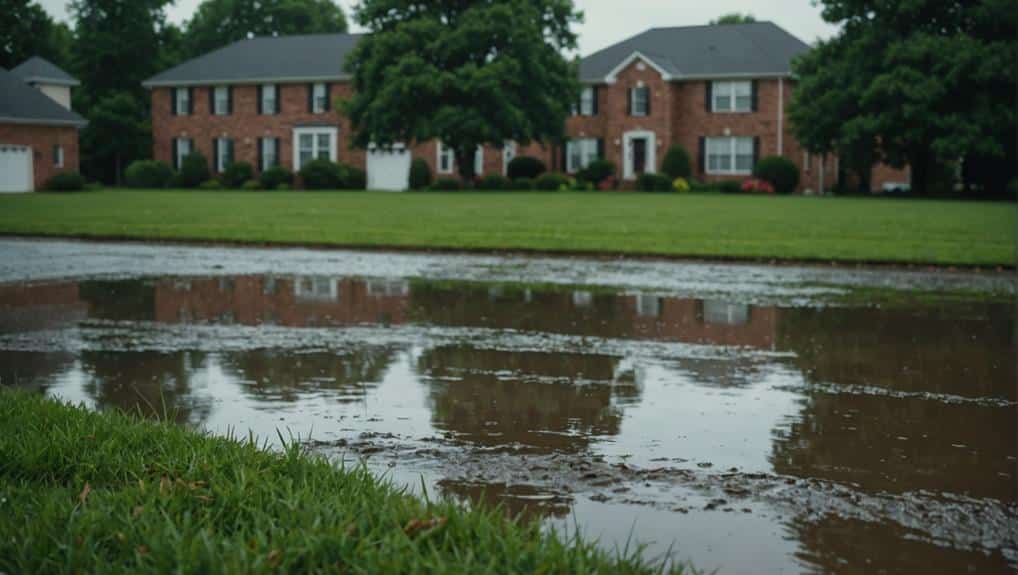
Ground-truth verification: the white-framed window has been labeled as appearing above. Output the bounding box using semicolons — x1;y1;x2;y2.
175;88;190;116
260;84;277;115
53;145;63;168
213;86;229;115
630;85;649;116
437;142;454;174
312;83;328;113
635;294;660;318
712;80;753;113
502;141;517;176
214;138;234;172
174;138;191;170
261;138;278;171
702;300;750;325
474;145;483;175
293;127;336;169
577;86;596;116
706;137;755;175
566;138;599;173
294;277;339;301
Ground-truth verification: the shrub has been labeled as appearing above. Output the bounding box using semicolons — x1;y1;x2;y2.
260;165;293;189
241;180;262;191
673;178;690;193
534;172;569;191
741;178;775;194
299;159;343;190
661;145;692;179
341;166;367;190
199;180;222;190
430;178;461;191
44;172;86;191
507;156;546;181
577;159;616;186
125;160;174;189
409;158;432;190
753;156;800;195
178;152;211;188
636;173;673;192
220;162;254;189
477;174;511;190
513;177;534;190
718;180;742;194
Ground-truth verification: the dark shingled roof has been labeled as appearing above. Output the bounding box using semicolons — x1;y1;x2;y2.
0;68;86;127
10;56;80;86
143;33;364;87
579;22;811;83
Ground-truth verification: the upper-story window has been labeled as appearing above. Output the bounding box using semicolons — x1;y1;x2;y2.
174;87;191;116
629;85;650;116
213;86;230;115
311;83;329;113
575;86;597;116
260;84;278;115
711;80;753;113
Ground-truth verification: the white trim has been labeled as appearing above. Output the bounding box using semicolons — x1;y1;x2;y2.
777;78;784;155
502;141;517;176
23;77;80;87
292;126;338;169
143;75;350;88
0;115;85;127
53;145;64;168
436;142;454;175
604;51;675;83
622;130;656;180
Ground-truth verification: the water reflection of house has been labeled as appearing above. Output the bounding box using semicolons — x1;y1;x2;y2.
154;276;410;327
0;281;88;333
620;294;778;349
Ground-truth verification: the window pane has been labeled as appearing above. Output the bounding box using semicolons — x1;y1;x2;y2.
580;87;594;115
735;138;754;154
300;134;313;151
300;151;312;168
567;142;580;172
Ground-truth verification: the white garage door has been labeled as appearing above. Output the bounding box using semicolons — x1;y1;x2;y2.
0;145;33;193
367;145;411;191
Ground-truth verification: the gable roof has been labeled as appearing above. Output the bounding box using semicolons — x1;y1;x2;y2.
0;68;86;127
143;33;364;87
580;22;811;83
10;56;80;87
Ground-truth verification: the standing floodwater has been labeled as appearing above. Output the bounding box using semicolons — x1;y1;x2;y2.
0;239;1014;574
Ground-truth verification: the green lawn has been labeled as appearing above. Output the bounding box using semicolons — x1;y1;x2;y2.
0;189;1013;266
0;390;685;574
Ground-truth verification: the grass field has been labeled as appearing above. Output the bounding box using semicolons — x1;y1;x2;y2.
0;390;685;574
0;189;1013;266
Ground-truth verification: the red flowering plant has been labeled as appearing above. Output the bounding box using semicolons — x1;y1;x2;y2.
741;178;775;194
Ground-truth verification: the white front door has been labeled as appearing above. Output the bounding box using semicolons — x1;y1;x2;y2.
0;145;33;193
366;144;411;191
622;130;656;180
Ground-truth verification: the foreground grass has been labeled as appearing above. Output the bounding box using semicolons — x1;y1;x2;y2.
0;391;682;574
0;189;1013;266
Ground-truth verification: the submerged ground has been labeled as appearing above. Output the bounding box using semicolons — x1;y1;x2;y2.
0;238;1015;573
0;190;1013;266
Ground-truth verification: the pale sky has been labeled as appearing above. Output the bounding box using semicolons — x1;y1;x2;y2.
37;0;839;54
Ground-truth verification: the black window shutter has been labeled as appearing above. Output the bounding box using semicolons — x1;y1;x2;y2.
592;86;598;115
698;137;706;174
308;83;314;113
753;137;761;167
257;138;263;171
257;86;263;115
227;86;233;114
627;88;633;116
172;139;179;170
597;138;605;159
171;89;177;116
227;139;234;166
644;87;651;115
188;88;194;114
751;80;759;112
274;138;281;166
324;83;331;111
706;83;713;112
212;139;218;172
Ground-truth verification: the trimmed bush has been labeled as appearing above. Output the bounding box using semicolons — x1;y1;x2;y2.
341;166;367;190
477;174;511;190
242;180;262;191
636;173;673;192
577;160;616;186
753;156;800;195
661;145;692;179
124;160;174;189
719;180;742;194
507;156;546;181
409;158;432;190
534;172;569;191
260;165;293;189
673;178;691;193
44;172;86;191
178;152;211;188
430;178;461;191
199;180;222;190
220;162;254;189
513;178;534;190
299;159;343;190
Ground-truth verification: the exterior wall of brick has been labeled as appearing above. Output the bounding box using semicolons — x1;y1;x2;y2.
0;123;79;189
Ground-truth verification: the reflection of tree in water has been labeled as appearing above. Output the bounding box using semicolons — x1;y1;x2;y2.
219;348;398;404
80;351;211;426
418;346;641;453
0;351;76;394
438;479;572;522
77;279;155;322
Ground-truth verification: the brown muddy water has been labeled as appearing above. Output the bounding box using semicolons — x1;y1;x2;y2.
1;238;1015;574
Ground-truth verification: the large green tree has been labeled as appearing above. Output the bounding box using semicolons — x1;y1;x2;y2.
0;0;72;69
184;0;348;57
343;0;581;181
790;0;1017;196
80;92;151;185
709;13;756;25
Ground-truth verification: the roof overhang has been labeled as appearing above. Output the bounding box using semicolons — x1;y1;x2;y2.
603;51;676;83
0;115;87;128
23;77;80;87
142;74;351;88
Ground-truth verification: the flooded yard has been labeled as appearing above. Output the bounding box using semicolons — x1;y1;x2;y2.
1;238;1015;574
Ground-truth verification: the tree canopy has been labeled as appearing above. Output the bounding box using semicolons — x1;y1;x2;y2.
183;0;348;57
0;0;73;69
789;0;1016;195
343;0;582;181
709;13;756;25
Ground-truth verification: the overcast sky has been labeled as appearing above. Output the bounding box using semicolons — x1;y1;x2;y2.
37;0;839;54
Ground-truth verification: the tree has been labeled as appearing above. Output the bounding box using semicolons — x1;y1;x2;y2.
709;13;756;25
0;0;70;69
184;0;348;57
790;0;1017;196
80;92;151;185
343;0;581;182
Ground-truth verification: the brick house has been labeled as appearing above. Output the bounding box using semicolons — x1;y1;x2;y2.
0;58;85;193
143;24;906;192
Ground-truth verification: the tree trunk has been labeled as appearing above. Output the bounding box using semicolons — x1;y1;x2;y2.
455;145;476;185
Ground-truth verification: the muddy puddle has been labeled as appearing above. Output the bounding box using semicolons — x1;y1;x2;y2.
1;238;1015;574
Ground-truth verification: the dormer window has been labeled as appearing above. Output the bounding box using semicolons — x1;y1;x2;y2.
629;85;650;116
711;80;754;113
